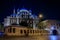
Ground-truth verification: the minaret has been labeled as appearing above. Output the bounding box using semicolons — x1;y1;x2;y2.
17;8;20;14
13;8;16;17
16;8;19;24
13;8;15;14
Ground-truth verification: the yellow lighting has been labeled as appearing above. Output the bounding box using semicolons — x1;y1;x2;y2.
39;14;43;18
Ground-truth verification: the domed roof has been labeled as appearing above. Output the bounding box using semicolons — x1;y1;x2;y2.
20;8;29;13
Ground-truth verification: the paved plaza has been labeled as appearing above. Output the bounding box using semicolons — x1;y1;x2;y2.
0;35;60;40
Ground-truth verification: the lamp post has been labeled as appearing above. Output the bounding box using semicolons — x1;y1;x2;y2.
39;14;43;22
38;14;44;29
39;14;43;18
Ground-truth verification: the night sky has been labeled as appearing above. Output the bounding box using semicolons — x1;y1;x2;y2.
0;0;60;22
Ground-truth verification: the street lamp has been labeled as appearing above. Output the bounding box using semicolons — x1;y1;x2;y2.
39;14;44;22
39;14;43;18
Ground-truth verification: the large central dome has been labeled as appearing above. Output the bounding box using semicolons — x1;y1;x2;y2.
20;9;29;13
17;8;32;17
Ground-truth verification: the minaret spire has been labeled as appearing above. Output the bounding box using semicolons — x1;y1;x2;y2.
17;8;20;14
13;8;15;14
12;8;16;17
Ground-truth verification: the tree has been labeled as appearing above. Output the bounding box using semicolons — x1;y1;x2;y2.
38;21;47;29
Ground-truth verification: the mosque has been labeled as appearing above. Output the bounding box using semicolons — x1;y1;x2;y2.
4;8;39;29
3;8;49;36
3;8;60;36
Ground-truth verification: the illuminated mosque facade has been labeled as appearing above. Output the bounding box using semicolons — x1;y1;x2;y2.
3;8;60;36
3;8;39;29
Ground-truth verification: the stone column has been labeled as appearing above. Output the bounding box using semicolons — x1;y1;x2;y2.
17;17;19;24
33;19;36;29
7;17;10;26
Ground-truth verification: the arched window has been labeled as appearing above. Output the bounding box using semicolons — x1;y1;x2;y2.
24;30;26;34
8;27;12;33
52;30;58;35
20;30;23;34
13;28;15;33
30;30;32;33
27;30;29;33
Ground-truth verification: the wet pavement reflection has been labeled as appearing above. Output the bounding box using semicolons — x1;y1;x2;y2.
49;35;60;40
0;35;60;40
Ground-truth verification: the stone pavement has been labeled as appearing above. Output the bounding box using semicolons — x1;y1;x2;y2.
0;35;49;40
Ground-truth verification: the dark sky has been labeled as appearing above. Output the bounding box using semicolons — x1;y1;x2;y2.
0;0;60;22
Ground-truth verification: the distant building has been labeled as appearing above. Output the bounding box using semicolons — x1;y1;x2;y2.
42;20;60;29
41;20;60;35
3;8;39;29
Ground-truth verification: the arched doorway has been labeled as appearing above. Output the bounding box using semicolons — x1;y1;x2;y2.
50;26;58;35
52;29;58;35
